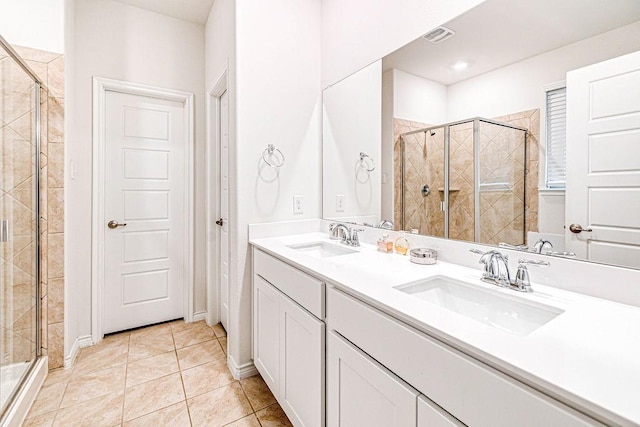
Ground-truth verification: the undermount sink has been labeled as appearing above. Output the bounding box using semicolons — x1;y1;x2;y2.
394;276;563;335
287;241;358;258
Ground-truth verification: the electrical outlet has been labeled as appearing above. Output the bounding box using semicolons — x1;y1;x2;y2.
293;195;304;214
336;195;345;212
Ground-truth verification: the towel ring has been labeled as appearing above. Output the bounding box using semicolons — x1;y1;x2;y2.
359;152;375;172
263;144;285;168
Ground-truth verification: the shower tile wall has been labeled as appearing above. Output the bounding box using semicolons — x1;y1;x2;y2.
394;109;538;245
448;122;475;242
480;109;539;245
393;119;445;235
14;46;65;370
1;49;38;369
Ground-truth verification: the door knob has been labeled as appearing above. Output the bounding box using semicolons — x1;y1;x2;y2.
216;218;224;226
569;223;592;233
107;220;127;229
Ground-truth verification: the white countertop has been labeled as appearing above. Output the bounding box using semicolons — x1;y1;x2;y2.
250;232;640;427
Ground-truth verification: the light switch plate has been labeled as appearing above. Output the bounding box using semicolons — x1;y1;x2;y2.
293;195;304;214
336;195;345;212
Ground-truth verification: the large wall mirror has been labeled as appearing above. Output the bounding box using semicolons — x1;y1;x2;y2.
322;0;640;269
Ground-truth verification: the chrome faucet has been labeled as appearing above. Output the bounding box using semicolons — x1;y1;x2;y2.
532;239;553;254
329;223;364;247
470;249;549;292
329;223;350;241
378;219;394;230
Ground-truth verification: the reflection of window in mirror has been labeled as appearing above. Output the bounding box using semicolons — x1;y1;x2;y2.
545;84;567;190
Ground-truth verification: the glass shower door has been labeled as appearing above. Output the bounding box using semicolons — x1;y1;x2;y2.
401;128;445;236
478;120;526;246
0;41;40;414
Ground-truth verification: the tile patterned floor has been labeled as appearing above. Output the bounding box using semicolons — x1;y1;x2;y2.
23;320;293;427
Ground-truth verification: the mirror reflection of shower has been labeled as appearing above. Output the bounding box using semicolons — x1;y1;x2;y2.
397;117;528;246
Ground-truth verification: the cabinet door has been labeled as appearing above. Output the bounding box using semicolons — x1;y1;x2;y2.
327;331;418;427
418;396;465;427
253;275;280;394
280;296;325;427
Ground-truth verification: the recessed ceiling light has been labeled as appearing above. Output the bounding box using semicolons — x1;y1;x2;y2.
452;61;469;71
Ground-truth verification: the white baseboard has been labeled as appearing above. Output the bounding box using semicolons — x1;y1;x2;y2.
193;311;208;323
228;355;258;380
64;335;93;369
2;357;47;427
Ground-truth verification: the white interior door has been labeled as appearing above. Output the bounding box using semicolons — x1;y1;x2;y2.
565;50;640;268
103;90;186;334
219;90;230;330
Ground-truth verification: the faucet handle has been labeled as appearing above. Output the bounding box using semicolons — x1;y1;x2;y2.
350;228;365;246
518;259;550;267
514;259;549;292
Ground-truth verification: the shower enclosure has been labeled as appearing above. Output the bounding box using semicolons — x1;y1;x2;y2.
0;36;42;418
399;118;527;246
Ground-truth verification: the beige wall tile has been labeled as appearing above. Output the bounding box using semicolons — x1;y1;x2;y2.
47;233;64;279
47;98;64;143
48;278;64;323
47;187;64;233
47;57;64;98
47;321;64;369
47;142;64;188
14;46;61;64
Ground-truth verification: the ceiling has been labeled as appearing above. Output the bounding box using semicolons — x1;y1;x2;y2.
111;0;215;25
383;0;640;85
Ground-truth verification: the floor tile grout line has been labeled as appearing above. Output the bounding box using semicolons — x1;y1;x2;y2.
120;337;130;426
173;327;195;426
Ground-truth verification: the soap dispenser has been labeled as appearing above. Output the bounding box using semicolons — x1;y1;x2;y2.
394;231;410;255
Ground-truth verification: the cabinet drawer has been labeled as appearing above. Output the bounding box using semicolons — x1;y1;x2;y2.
327;286;603;427
254;249;325;319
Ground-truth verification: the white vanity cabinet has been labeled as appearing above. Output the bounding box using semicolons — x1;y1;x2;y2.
252;249;325;427
418;396;465;427
327;331;419;427
327;286;604;427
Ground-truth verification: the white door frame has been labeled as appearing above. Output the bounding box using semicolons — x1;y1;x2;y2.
91;77;195;342
206;68;229;327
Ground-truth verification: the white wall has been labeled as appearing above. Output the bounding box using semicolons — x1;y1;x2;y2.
230;0;322;372
0;0;65;53
393;69;448;124
321;0;486;87
446;21;640;121
204;0;235;330
323;61;382;220
63;0;77;362
66;0;205;353
381;69;394;222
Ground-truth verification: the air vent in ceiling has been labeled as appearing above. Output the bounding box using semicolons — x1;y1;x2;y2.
422;26;455;43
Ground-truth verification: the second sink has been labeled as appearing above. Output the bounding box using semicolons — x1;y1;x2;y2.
394;276;564;335
287;241;358;258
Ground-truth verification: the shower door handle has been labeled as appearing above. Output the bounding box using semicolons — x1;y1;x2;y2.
0;220;8;242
